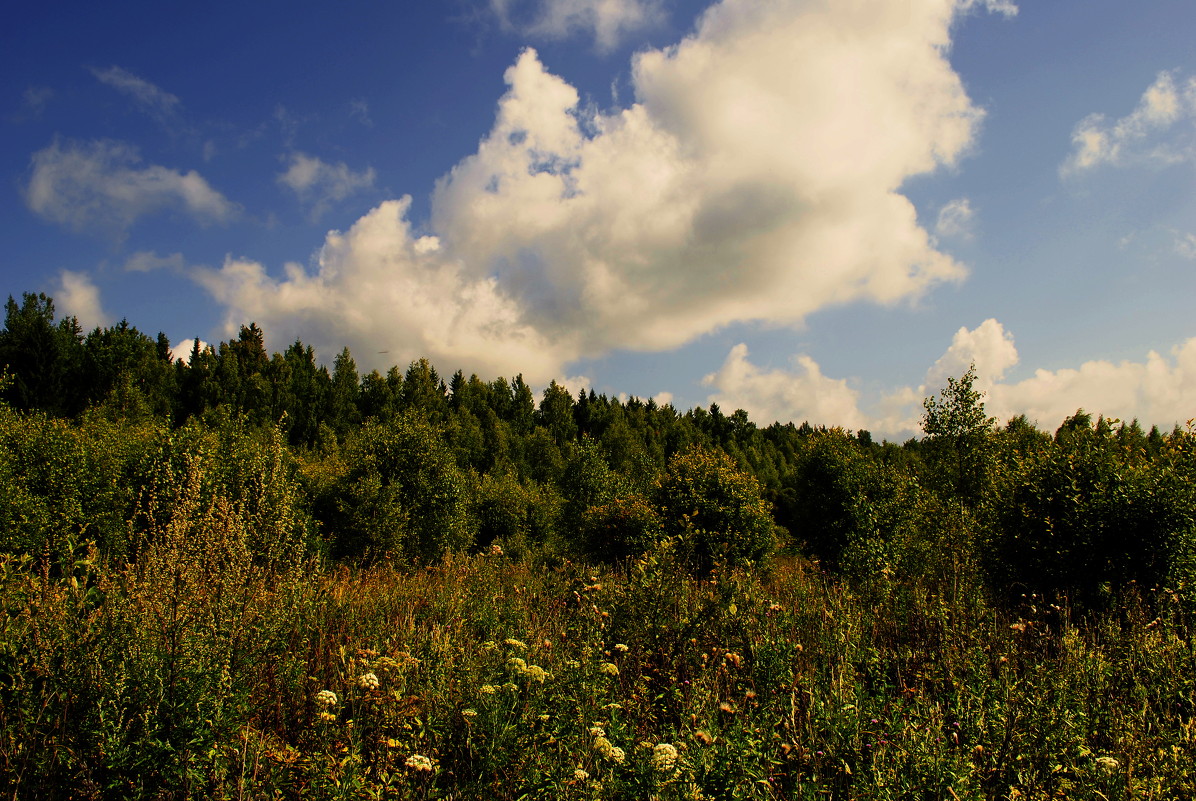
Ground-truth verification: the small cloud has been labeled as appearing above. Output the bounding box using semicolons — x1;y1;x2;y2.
90;66;182;126
935;197;975;239
955;0;1018;18
12;86;54;122
278;152;376;220
554;374;591;398
1175;231;1196;260
652;390;674;407
170;337;211;364
349;98;373;127
489;0;665;51
25;138;238;235
1062;70;1196;175
124;251;186;273
55;270;110;331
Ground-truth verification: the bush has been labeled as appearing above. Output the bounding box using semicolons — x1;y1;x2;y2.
655;447;775;572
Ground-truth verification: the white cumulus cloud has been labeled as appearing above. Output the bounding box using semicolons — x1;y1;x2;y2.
192;197;573;380
54;270;110;331
25;139;237;234
1063;70;1196;175
199;0;995;380
703;343;868;430
707;319;1196;440
278;152;376;220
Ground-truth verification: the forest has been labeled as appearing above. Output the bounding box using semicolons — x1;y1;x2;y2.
1;290;1195;800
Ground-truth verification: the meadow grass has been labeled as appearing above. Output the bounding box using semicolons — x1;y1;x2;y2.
2;539;1195;800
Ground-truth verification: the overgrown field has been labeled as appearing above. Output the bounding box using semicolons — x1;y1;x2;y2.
4;541;1195;799
3;300;1196;798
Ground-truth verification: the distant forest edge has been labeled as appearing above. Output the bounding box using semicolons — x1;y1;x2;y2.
3;290;1195;609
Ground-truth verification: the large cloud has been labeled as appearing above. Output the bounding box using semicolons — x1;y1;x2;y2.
193;197;573;380
25;139;236;234
200;0;992;379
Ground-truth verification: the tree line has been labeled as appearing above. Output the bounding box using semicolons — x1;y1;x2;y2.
2;291;1194;611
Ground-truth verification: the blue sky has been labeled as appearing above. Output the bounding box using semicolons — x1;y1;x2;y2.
4;0;1196;438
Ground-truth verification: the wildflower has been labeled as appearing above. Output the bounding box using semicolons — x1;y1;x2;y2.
694;730;713;746
768;602;782;612
462;708;478;718
502;682;519;693
589;725;606;737
600;662;619;677
1095;756;1120;772
315;690;338;707
539;713;550;722
488;543;504;556
566;660;581;668
359;672;380;690
574;768;590;781
1010;622;1026;633
724;652;742;668
318;710;337;723
593;737;626;763
482;641;497;651
373;656;399;670
504;638;527;650
526;664;550;683
718;701;736;715
615;643;630;653
405;754;435;772
508;657;528;673
653;743;679;772
479;684;497;695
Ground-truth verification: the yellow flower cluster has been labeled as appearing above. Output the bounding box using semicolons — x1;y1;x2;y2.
600;662;619;677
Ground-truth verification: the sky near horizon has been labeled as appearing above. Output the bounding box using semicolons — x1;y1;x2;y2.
4;0;1196;439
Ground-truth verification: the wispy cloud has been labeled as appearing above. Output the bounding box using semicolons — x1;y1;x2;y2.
935;197;975;239
955;0;1018;18
11;86;54;122
277;152;376;220
90;66;183;126
1062;70;1196;175
488;0;665;51
25;139;237;235
124;250;187;273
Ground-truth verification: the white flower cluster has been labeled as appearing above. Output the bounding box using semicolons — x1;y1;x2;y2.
652;743;679;773
315;690;338;707
358;672;380;690
405;754;435;772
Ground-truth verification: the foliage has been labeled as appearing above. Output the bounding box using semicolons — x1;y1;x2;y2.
655;447;775;572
